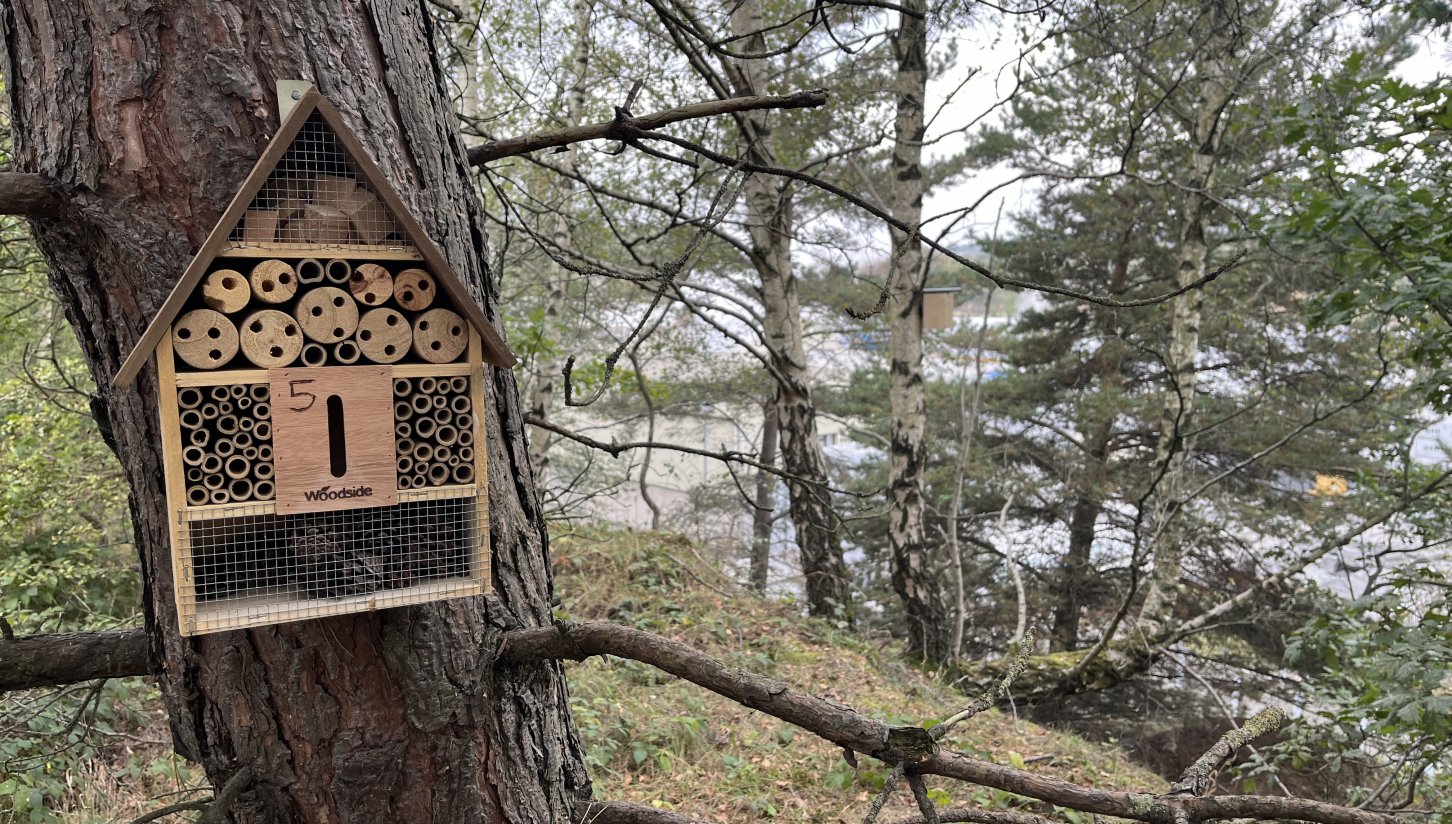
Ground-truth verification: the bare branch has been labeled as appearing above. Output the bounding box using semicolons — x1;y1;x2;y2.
467;91;828;165
1170;708;1287;797
0;171;65;217
0;628;148;691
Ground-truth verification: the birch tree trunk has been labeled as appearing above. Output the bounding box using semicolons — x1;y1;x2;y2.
884;0;947;662
749;398;779;592
1135;2;1235;633
726;0;852;621
527;0;592;483
0;2;589;820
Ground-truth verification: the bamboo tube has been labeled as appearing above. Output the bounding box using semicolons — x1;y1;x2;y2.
180;408;204;430
396;421;412;440
242;446;259;460
250;384;269;402
201;269;251;314
447;454;460;468
397;455;414;475
449;376;468;394
428;464;451;485
449;395;471;414
217;401;236;418
201;454;223;475
250;260;298;304
431;395;448;411
356;307;410;364
199;402;220;421
228;477;254;501
325;258;352;285
456;414;474;437
433;445;452;464
398;475;415;491
412;308;467;363
254;462;275;481
410;394;432;415
296;286;358;343
178;387;203;409
301;342;328;367
254;421;272;441
255;480;275;501
187;486;210;506
187;466;204;483
393;268;435;311
237;415;255;433
229;385;247;399
457;428;474;448
233;431;254;449
432;408;451;426
332;340;361;365
414;417;436;440
348;263;393;307
254;401;271;419
183;445;206;466
413;442;433;463
216;415;240;435
434;425;458;446
240;309;304;367
394;401;413;421
412;470;428;488
394;378;413;397
202;472;224;490
417;377;437;394
189;428;210;448
210;489;231;505
296;258;325;284
208;386;229;403
258;444;273;462
224;455;250;480
172;309;239;370
458;446;473;464
397;438;415;457
451;464;475;485
214;438;236;457
235;396;253;414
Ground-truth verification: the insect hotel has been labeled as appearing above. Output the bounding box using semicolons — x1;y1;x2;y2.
115;87;515;635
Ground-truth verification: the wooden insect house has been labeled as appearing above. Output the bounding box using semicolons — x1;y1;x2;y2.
115;87;515;635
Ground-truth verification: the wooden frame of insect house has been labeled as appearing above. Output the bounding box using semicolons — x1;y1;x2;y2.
115;86;516;635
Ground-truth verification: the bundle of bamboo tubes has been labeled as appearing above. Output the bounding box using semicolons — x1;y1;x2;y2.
391;376;475;490
178;383;275;505
173;260;465;372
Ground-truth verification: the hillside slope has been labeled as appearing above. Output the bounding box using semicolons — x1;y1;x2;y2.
556;531;1164;822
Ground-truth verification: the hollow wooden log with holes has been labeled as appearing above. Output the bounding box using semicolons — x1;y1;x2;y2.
356;308;410;363
301;342;328;367
412;308;467;363
239;309;304;368
393;268;435;311
249;260;298;304
172;309;239;370
201;269;251;313
324;259;351;284
296;286;359;344
348;263;392;306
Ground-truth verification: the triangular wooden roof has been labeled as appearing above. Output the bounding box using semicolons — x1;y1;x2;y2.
115;87;515;387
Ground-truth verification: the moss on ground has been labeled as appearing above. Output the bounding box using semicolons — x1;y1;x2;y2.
556;529;1165;822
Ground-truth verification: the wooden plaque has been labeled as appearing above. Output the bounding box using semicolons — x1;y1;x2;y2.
270;365;398;514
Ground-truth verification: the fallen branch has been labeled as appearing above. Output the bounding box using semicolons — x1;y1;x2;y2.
578;801;714;823
467;90;828;165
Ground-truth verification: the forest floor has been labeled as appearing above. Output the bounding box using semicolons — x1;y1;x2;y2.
557;529;1164;822
36;529;1165;823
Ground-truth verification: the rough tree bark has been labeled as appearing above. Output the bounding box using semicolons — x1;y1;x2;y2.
885;0;948;662
0;2;589;821
725;0;852;621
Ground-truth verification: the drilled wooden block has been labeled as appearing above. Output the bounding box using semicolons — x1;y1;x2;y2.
201;269;251;314
349;263;392;306
173;309;239;370
296;286;359;344
357;308;410;364
240;309;304;368
250;259;298;304
393;268;435;311
412;308;467;363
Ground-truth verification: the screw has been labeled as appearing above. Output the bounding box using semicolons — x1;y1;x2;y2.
291;89;303;100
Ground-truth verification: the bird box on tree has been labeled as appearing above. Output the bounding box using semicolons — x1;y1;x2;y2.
114;86;516;636
922;286;961;330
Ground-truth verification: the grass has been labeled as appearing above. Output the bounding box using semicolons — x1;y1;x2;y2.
556;529;1165;821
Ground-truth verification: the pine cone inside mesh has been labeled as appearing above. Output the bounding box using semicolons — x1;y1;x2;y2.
291;524;384;598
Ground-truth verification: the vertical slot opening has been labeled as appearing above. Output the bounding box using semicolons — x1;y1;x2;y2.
327;395;347;477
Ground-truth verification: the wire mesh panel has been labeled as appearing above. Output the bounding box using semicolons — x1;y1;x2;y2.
226;111;409;251
175;490;485;634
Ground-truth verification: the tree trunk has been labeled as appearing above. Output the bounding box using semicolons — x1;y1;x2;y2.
885;0;947;662
0;3;589;821
728;0;852;621
1050;495;1101;651
749;397;779;592
526;0;592;484
1136;2;1235;633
